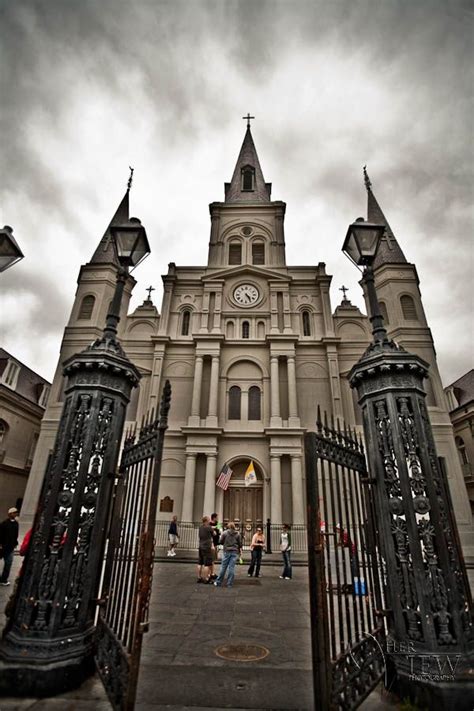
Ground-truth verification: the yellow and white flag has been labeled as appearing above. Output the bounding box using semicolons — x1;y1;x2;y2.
244;460;257;487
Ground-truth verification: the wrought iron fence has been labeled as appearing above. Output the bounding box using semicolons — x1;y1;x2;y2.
153;521;309;553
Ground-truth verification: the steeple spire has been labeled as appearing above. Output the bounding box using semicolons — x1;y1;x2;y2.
90;175;131;265
364;166;407;269
225;123;271;203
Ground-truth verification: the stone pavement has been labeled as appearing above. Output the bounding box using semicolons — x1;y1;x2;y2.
0;556;401;710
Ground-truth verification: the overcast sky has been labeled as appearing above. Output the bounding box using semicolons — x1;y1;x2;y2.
0;0;472;386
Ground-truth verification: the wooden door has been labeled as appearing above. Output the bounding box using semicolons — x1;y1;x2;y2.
223;486;263;527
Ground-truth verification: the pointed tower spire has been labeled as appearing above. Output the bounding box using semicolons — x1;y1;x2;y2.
90;170;132;265
363;165;407;269
225;121;271;202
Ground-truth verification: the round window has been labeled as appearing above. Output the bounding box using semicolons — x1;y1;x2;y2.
241;226;253;236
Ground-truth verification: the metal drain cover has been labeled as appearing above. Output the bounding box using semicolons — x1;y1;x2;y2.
215;643;270;662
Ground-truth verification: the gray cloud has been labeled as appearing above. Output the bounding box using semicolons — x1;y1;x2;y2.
0;0;472;384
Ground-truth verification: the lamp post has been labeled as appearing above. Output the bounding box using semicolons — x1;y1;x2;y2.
344;219;473;709
0;225;24;272
0;218;150;696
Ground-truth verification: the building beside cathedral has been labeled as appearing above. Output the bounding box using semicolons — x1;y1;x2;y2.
21;126;472;549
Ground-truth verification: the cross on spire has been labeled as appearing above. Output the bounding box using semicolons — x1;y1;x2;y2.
146;285;155;301
339;285;349;300
242;113;255;128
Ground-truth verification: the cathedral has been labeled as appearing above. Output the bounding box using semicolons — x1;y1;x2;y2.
21;125;472;548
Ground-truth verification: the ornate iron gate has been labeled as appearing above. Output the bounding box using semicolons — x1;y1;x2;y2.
305;411;386;710
95;381;171;711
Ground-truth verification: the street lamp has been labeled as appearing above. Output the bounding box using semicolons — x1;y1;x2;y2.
0;225;24;272
0;214;150;696
342;217;387;345
343;216;473;707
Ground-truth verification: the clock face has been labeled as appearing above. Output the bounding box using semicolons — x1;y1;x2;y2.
233;283;259;306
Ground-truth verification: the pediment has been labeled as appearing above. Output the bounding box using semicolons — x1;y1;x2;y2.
203;265;290;283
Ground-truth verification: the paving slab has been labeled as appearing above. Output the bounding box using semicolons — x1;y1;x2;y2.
0;557;401;710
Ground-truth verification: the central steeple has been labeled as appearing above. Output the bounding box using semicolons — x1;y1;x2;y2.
224;124;272;203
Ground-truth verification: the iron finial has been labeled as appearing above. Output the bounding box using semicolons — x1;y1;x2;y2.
127;166;134;192
363;165;372;192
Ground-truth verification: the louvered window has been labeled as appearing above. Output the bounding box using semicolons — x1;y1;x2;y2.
242;167;255;191
229;243;242;265
401;295;417;320
252;243;265;265
78;295;95;320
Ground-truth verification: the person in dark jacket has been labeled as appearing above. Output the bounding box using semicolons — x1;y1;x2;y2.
197;516;214;583
0;507;19;586
214;521;242;588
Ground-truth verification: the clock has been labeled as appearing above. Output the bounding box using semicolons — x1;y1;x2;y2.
233;283;259;306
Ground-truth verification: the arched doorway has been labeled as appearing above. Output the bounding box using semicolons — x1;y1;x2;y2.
223;459;263;532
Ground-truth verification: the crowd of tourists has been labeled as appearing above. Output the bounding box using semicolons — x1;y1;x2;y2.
167;513;293;586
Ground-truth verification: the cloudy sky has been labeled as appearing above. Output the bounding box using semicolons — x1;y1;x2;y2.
0;0;472;386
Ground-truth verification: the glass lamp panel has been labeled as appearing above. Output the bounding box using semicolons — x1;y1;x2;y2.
342;231;361;265
129;230;150;267
353;224;383;259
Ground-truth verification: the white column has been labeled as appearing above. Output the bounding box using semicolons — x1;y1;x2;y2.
190;355;203;424
270;356;281;425
270;455;282;523
181;453;197;522
207;355;219;424
287;355;298;420
202;454;217;516
291;455;305;524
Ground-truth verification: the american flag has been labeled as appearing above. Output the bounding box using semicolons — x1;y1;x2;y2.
216;463;233;490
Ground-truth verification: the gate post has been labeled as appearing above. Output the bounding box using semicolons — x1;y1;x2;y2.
344;224;473;709
0;218;148;696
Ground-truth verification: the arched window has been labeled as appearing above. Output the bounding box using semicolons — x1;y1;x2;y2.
181;310;191;336
229;242;242;265
257;321;265;339
455;436;469;465
242;321;250;339
228;386;241;420
252;242;265;265
379;301;389;325
78;295;95;320
248;386;261;420
401;295;417;320
241;166;255;191
0;420;8;444
302;310;311;336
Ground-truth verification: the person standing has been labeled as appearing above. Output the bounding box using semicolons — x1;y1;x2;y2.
247;526;265;578
167;515;179;557
214;521;241;588
0;507;19;586
197;516;214;583
279;523;292;580
209;512;220;581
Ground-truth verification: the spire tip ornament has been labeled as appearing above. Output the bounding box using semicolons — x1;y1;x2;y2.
363;165;372;192
127;166;134;192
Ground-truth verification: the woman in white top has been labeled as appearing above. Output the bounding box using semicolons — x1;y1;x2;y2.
279;524;292;579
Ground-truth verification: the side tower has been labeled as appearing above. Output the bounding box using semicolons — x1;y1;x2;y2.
21;189;138;529
363;168;473;547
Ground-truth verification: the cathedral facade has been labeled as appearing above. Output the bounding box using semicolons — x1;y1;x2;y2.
22;127;473;548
